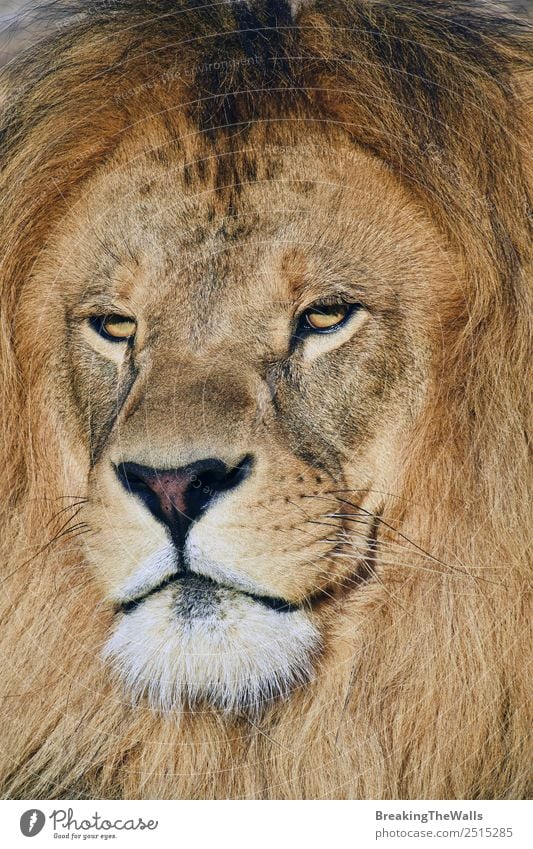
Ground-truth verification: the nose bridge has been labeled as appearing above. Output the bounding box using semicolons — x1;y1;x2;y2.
118;356;259;465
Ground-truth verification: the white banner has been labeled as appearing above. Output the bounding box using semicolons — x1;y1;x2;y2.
1;799;530;849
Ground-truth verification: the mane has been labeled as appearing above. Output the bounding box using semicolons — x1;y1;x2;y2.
0;0;531;799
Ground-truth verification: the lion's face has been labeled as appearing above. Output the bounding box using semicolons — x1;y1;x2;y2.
33;129;452;714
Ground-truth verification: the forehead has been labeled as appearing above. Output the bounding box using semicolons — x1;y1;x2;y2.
56;129;445;328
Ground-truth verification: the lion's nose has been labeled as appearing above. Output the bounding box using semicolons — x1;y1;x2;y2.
116;456;253;546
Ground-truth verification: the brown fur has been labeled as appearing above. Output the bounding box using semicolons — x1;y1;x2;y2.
0;1;531;799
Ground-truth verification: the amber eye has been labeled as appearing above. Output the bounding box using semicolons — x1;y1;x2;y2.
90;314;137;342
303;302;351;332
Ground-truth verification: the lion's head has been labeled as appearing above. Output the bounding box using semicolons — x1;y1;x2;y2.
0;0;531;799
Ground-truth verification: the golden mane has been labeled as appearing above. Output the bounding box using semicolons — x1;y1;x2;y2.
0;0;531;799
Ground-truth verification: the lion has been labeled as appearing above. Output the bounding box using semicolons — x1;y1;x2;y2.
0;0;531;800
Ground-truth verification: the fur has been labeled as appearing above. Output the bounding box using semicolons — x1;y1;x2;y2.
0;0;531;799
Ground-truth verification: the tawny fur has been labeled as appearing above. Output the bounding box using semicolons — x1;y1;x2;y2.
0;1;531;799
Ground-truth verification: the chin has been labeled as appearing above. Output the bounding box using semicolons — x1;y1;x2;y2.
103;572;322;715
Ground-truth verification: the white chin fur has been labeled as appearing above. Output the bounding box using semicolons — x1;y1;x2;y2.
103;578;321;714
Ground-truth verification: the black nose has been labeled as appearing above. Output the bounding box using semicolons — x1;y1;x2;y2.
116;456;253;547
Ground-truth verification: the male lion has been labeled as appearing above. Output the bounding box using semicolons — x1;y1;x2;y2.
0;0;531;799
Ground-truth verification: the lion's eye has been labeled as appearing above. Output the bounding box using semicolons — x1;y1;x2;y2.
302;302;352;333
90;315;137;342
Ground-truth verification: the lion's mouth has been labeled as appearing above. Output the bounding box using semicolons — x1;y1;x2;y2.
110;503;379;622
104;569;323;714
115;571;301;616
105;511;375;713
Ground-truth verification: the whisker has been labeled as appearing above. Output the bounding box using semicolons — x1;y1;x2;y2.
333;528;456;564
307;493;490;581
299;500;505;589
52;522;90;541
46;499;89;527
330;551;463;579
1;506;90;584
325;487;423;507
337;496;453;568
